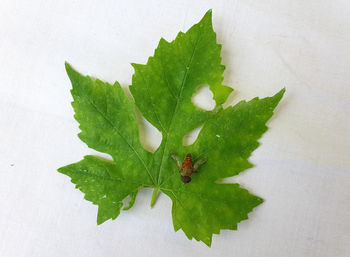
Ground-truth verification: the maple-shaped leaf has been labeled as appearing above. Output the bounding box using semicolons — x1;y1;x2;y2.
58;10;285;246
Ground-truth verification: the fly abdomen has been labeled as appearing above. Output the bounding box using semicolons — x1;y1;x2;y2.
182;153;193;169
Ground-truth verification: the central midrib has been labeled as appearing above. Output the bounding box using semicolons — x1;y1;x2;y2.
155;30;202;186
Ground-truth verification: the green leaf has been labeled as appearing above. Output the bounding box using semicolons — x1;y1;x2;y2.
58;10;285;246
58;156;140;225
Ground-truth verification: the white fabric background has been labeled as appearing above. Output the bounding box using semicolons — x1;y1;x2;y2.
0;0;349;256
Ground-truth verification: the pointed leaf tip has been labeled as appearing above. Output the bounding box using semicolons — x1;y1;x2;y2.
64;62;79;83
201;9;213;21
279;87;286;95
64;61;72;72
272;88;286;104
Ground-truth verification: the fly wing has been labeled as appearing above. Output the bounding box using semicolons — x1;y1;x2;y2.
170;151;182;170
193;157;208;172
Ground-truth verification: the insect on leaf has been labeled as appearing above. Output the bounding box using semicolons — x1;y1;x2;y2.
58;10;285;246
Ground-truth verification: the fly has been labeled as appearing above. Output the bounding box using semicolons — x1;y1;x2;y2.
170;151;208;184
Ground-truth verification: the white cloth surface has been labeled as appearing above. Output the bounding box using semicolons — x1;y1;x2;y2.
0;0;349;256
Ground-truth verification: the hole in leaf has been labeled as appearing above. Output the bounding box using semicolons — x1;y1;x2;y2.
191;85;216;111
182;125;203;146
137;113;162;153
125;85;162;153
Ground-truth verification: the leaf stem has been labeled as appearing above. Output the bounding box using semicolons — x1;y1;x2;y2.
151;187;159;207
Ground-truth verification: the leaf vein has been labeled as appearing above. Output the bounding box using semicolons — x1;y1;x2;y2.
87;99;156;185
156;29;202;185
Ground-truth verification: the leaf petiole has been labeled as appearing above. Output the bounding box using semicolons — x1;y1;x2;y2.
150;187;159;208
